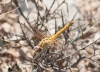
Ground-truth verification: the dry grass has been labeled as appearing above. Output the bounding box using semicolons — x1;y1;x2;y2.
0;0;100;72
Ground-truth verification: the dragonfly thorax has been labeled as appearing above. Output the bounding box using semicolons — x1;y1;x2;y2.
38;37;55;48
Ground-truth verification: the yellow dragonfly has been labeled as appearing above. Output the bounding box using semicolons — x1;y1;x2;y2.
34;21;75;51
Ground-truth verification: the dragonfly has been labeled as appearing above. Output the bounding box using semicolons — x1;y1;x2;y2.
34;21;75;52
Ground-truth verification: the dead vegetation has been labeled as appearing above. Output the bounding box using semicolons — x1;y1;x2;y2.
0;0;100;72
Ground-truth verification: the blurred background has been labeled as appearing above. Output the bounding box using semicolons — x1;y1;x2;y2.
0;0;100;72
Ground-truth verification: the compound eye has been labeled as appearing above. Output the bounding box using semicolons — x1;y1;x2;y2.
34;46;42;51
